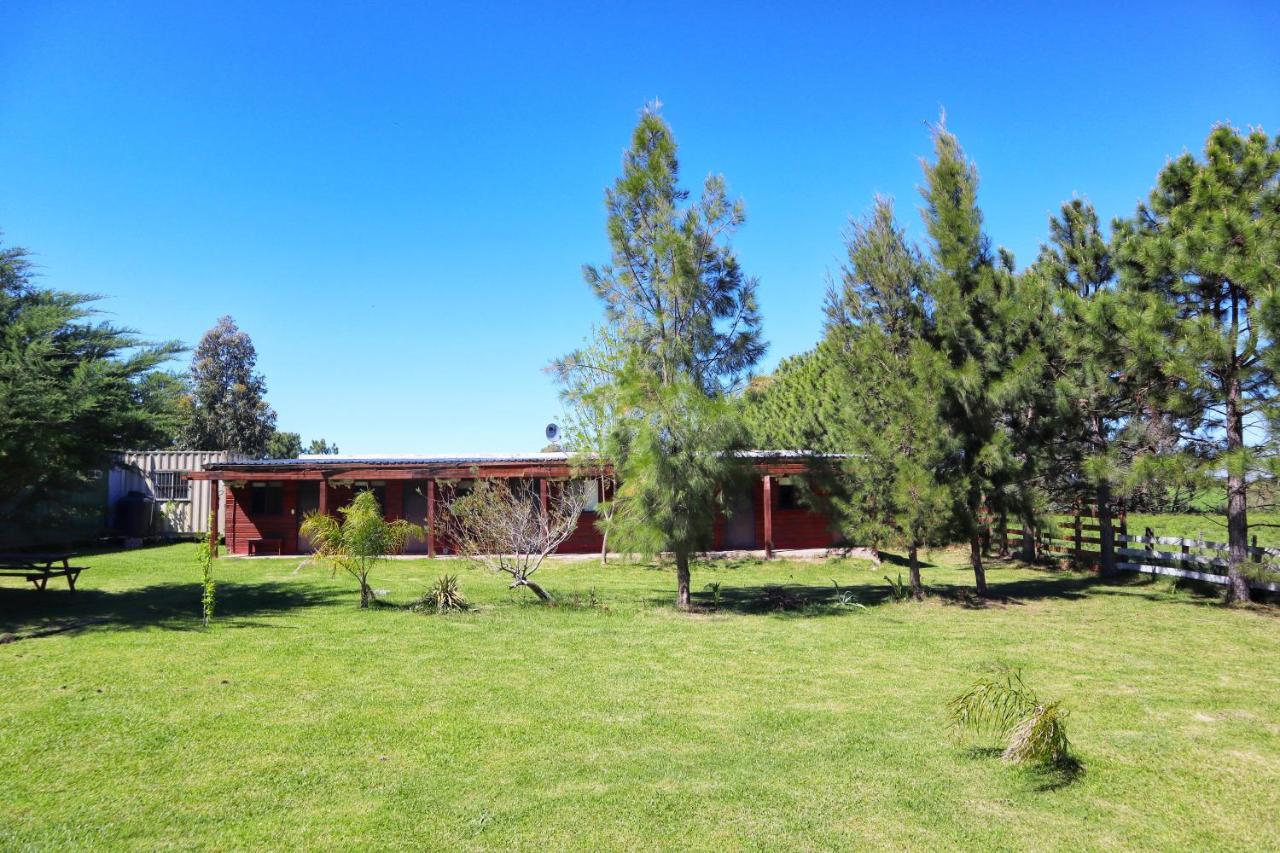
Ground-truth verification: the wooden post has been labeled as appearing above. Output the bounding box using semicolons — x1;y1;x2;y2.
318;478;329;517
426;479;436;558
762;475;774;559
209;484;220;559
540;477;549;516
1145;526;1155;558
1073;499;1083;564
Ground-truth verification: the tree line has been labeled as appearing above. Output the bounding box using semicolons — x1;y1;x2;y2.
558;106;1280;606
0;264;336;544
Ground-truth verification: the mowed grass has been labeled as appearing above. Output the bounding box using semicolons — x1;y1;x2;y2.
2;545;1279;851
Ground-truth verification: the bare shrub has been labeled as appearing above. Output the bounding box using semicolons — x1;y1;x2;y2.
435;477;586;604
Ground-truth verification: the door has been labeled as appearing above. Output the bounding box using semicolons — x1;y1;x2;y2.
402;481;430;554
296;482;320;553
724;485;756;549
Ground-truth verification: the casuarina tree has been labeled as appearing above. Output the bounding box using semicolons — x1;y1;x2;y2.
182;316;277;456
1113;125;1280;603
577;104;765;608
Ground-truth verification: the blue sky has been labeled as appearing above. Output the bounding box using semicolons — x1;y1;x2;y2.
3;1;1278;453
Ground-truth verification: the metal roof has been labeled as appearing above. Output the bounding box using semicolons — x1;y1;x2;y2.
203;450;833;470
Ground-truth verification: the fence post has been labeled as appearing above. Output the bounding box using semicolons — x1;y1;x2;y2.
998;511;1009;557
1074;499;1084;567
1145;526;1154;562
1252;534;1260;572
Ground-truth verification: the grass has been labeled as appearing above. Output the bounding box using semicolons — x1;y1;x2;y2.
2;544;1279;850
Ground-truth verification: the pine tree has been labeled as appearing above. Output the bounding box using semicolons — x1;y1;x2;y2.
741;345;844;453
579;105;764;608
1032;200;1176;571
824;197;958;598
1113;125;1280;603
918;121;1035;596
182;316;277;457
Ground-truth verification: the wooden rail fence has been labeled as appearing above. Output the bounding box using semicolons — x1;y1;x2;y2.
998;501;1280;593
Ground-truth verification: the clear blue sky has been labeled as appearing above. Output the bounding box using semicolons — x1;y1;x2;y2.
3;1;1278;453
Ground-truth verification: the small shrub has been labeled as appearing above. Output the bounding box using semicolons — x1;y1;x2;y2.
884;573;910;602
830;579;867;610
761;584;801;611
949;667;1075;767
564;588;608;610
415;574;469;613
197;509;217;626
703;581;722;609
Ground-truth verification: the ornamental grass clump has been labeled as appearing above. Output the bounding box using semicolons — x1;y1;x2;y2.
414;574;468;614
949;668;1074;767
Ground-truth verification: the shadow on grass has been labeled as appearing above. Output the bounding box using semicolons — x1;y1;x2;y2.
0;580;344;637
681;564;1231;616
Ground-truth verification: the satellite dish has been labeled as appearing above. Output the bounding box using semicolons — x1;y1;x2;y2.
545;423;560;442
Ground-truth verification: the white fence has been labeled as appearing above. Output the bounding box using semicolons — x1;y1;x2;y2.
1116;532;1280;593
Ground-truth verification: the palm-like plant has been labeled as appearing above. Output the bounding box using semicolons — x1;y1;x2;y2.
949;668;1073;766
300;490;419;607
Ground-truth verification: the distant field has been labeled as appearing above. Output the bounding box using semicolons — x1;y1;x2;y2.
2;544;1278;850
1046;511;1280;548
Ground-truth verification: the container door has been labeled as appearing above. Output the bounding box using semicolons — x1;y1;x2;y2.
296;482;320;553
724;485;756;549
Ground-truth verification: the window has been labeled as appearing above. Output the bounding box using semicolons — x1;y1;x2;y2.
250;482;284;515
778;477;800;511
155;471;189;501
579;479;600;512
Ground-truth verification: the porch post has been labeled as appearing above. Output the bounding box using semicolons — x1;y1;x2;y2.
540;478;549;515
426;479;436;558
763;474;774;559
209;480;220;559
318;477;329;517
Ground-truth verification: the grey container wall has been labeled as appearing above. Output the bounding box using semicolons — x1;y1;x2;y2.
108;450;246;537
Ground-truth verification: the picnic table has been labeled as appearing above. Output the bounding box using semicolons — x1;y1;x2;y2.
0;552;90;592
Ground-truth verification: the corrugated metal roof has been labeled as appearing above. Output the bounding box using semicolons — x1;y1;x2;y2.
204;450;833;470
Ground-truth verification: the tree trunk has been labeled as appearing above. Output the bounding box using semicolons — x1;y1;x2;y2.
970;531;988;597
1225;375;1251;604
359;581;373;608
1020;509;1036;562
600;525;609;566
1097;478;1115;575
676;551;691;609
908;542;923;601
520;579;554;604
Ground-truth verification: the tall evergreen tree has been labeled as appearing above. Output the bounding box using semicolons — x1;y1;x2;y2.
579;105;764;608
0;240;182;544
266;431;303;459
825;198;958;597
918;121;1039;596
741;344;844;452
1113;125;1280;603
182;316;277;457
1032;199;1176;571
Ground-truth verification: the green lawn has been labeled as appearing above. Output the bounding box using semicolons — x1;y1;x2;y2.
2;545;1278;850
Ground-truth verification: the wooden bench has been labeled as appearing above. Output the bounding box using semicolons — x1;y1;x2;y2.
247;538;283;556
0;553;90;592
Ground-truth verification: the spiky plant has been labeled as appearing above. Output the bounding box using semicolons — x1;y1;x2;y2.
948;668;1074;766
703;581;722;610
416;574;468;614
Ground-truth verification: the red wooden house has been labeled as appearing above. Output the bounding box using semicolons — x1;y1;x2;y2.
189;452;838;557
